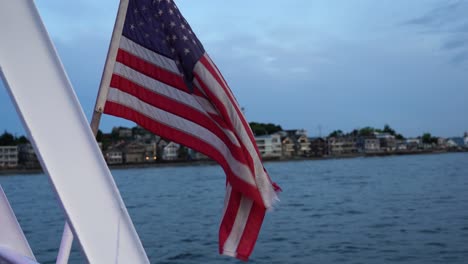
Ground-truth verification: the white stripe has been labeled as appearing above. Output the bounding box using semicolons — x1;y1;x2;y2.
222;196;253;255
221;184;232;222
119;36;180;75
114;62;204;113
107;88;254;186
113;62;241;148
194;59;277;208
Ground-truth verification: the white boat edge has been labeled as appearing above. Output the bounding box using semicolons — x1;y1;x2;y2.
0;246;38;264
0;185;36;262
0;1;149;263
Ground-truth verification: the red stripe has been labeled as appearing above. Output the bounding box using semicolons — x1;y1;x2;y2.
104;101;264;205
199;56;277;187
116;49;189;93
197;55;261;160
110;74;249;166
219;189;241;256
235;202;266;261
194;74;257;178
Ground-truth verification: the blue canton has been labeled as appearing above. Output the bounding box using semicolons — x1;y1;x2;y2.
122;0;205;83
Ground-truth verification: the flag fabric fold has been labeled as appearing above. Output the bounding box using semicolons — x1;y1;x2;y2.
102;0;280;260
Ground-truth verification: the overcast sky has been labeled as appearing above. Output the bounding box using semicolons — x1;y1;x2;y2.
1;0;467;138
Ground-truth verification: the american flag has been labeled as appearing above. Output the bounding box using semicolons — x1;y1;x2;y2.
102;0;280;260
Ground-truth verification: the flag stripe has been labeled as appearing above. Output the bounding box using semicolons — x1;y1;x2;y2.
102;1;280;260
113;62;224;128
218;189;241;257
193;73;256;176
199;56;262;160
106;88;257;187
109;75;246;157
222;194;254;258
116;48;189;93
195;57;277;208
119;36;180;75
236;201;265;260
104;100;264;204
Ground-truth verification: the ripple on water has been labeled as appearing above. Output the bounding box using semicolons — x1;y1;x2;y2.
425;242;447;248
166;252;205;261
418;227;444;234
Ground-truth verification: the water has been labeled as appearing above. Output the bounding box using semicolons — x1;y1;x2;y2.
1;152;467;263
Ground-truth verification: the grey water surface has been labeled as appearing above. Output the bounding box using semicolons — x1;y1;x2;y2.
0;152;467;264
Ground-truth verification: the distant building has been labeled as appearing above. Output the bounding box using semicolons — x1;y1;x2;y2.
309;137;327;157
112;127;132;138
327;137;357;156
446;137;465;149
283;129;311;157
104;149;124;165
162;142;180;160
405;138;421;150
0;146;18;168
395;139;407;151
18;143;40;168
255;134;282;159
123;142;147;163
188;149;210;160
357;137;381;153
377;133;396;152
464;132;468;147
280;136;295;158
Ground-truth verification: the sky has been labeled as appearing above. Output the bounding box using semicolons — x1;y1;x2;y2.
1;0;467;138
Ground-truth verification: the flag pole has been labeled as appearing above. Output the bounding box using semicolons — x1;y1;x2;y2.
56;1;130;263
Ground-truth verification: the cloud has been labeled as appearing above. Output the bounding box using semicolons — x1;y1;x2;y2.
404;0;468;65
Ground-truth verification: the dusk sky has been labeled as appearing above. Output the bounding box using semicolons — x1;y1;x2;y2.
1;0;467;138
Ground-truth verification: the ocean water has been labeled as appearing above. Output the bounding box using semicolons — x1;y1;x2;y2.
0;152;467;263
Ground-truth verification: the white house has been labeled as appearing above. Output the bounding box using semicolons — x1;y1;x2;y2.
105;150;123;165
255;134;282;159
0;146;18;168
162;142;180;160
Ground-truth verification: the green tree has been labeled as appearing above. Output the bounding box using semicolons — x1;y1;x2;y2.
383;124;396;135
421;133;437;144
16;135;29;144
0;131;15;146
177;146;189;160
249;122;282;135
328;130;344;137
96;129;103;142
358;127;375;137
395;134;405;140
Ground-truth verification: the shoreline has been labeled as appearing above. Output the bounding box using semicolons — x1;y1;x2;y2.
1;149;466;176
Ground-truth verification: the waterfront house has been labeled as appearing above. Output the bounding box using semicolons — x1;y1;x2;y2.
143;142;158;162
356;137;381;153
464;132;468;147
255;134;282;159
377;133;396;152
188;148;210;160
446;137;465;150
405;138;421;151
283;129;311;157
162;142;180;161
395;139;407;151
112;127;133;138
327;137;358;156
104;149;124;165
0;146;18;168
309;137;327;157
18;143;40;168
280;136;295;158
123;142;147;163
